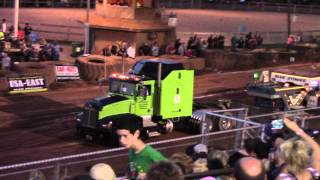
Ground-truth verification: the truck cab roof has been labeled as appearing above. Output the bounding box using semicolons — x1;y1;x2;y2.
130;59;184;80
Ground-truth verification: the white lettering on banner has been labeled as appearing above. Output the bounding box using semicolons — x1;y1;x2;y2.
7;75;47;94
9;80;24;88
271;73;308;86
26;79;45;86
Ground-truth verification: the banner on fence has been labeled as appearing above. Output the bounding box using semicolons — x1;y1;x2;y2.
55;65;80;81
7;75;47;94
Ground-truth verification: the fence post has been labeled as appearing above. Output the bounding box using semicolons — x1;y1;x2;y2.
53;162;61;180
63;167;69;178
234;108;248;150
200;113;209;145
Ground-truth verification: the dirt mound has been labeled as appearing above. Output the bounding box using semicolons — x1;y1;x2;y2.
13;61;56;85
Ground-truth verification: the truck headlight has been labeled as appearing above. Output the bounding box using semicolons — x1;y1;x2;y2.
76;112;84;122
102;121;113;129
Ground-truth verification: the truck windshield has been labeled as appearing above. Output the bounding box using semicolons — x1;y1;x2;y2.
109;80;136;96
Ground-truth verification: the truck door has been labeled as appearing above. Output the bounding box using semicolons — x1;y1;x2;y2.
136;85;153;116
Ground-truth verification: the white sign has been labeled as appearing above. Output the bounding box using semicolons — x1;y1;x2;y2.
7;75;47;94
55;65;80;80
271;72;307;86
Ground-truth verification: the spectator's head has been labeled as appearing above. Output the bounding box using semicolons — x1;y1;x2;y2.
28;170;46;180
25;23;29;26
227;151;247;168
254;139;271;159
89;163;116;180
1;52;8;57
234;157;266;180
2;18;5;22
207;149;229;170
244;138;257;157
193;158;208;173
279;139;310;175
113;114;143;148
192;143;208;160
146;161;183;180
169;153;194;174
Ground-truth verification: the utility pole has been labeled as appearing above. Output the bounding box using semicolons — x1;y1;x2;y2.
84;0;90;54
14;0;19;38
287;0;292;37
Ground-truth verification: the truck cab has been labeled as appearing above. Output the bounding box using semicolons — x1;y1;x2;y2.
76;60;194;142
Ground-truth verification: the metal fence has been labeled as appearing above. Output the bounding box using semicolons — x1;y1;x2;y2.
0;108;263;180
1;0;320;14
0;106;319;179
158;0;320;14
0;0;95;8
5;19;320;46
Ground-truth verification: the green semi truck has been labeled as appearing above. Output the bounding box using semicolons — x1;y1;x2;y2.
76;59;234;143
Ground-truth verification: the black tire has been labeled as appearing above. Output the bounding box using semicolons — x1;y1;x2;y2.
215;112;236;131
77;55;136;82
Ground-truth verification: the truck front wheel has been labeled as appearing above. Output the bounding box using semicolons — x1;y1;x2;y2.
161;120;174;134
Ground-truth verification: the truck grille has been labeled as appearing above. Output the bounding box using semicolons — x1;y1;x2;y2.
81;107;98;128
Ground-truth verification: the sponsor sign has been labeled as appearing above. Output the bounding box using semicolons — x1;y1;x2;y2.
271;72;308;86
55;65;80;81
7;75;47;94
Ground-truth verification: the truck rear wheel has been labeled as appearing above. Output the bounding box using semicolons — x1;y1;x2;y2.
187;117;213;134
215;112;236;131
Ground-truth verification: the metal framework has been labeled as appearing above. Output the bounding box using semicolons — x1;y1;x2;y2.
1;107;319;179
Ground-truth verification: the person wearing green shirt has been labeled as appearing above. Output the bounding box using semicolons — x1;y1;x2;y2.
113;114;167;179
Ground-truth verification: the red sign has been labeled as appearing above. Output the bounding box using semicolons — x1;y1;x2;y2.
55;65;80;80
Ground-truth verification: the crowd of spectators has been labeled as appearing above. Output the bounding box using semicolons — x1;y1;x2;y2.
128;32;264;60
29;117;319;180
230;32;263;51
107;0;131;6
0;19;62;70
100;41;136;58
